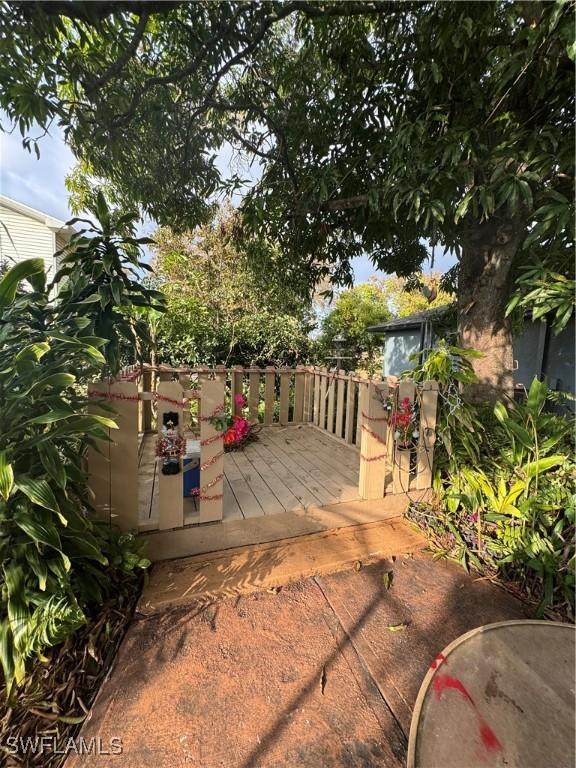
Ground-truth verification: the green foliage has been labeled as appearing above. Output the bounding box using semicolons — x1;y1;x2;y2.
408;341;485;463
415;374;575;617
507;261;575;335
154;205;314;367
317;283;390;372
0;205;156;694
52;192;165;374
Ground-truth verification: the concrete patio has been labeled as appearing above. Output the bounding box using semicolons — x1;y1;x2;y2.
66;554;532;768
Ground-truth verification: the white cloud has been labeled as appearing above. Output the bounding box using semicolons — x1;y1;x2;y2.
0;119;76;221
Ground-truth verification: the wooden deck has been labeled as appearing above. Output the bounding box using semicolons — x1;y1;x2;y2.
139;424;364;528
138;424;428;561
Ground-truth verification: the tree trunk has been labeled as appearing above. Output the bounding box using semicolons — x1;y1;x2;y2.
458;216;525;404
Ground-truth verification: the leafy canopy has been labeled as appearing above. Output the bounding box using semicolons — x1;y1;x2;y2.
153;204;314;367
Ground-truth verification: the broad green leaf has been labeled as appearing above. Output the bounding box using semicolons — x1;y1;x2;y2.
16;477;65;523
38;444;67;490
13;510;70;570
0;259;45;306
523;455;566;479
0;451;14;500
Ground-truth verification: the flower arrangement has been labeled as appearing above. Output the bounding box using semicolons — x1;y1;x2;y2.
212;393;260;452
390;396;419;448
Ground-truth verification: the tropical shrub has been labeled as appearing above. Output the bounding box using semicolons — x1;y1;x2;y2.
409;362;575;617
0;198;160;695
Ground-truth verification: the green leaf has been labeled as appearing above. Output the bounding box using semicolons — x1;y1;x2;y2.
0;259;45;306
38;444;67;490
16;477;65;523
13;510;70;570
0;451;14;501
523;455;566;479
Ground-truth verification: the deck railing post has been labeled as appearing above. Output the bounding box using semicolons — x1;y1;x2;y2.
415;380;439;489
157;380;185;530
199;370;225;523
358;379;389;500
392;379;416;494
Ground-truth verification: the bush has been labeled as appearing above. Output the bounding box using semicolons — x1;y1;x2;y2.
408;344;575;617
0;196;160;695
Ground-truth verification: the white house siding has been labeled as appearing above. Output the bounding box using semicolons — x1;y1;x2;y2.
0;201;59;279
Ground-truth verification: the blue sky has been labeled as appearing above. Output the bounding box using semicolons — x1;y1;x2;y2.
0;125;456;282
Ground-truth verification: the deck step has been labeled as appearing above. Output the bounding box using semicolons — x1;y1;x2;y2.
137;517;426;615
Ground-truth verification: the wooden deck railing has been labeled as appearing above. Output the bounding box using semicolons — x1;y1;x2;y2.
87;365;438;532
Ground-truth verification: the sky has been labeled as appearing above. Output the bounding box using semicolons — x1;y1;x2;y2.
0;124;456;283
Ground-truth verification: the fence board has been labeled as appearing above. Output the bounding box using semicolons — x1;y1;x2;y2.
393;379;416;494
279;370;291;425
319;369;328;430
359;380;388;499
249;370;260;421
303;367;314;423
355;375;368;446
142;369;153;432
264;367;276;425
313;368;321;426
157;381;185;530
345;373;356;444
335;369;346;438
326;371;336;433
199;372;225;522
416;380;439;489
231;366;244;416
293;368;305;424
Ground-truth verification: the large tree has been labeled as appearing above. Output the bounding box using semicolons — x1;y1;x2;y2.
1;1;573;399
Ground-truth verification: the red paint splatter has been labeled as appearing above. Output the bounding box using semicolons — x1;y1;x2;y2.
432;673;474;705
479;720;502;753
430;652;447;670
431;671;502;756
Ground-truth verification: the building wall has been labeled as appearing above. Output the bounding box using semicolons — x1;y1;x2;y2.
544;316;575;401
513;320;547;389
382;327;422;377
382;316;574;408
0;202;57;278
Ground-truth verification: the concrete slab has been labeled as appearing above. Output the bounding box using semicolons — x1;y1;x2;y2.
67;555;533;768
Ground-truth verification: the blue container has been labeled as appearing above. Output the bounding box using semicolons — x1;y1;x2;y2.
183;456;200;497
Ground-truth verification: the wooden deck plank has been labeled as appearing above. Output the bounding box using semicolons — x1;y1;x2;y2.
229;451;286;515
240;444;303;513
248;441;324;509
258;431;337;506
139;516;426;607
284;429;360;485
265;430;359;502
223;475;244;520
223;455;264;518
306;426;362;470
276;433;360;497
